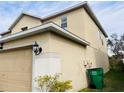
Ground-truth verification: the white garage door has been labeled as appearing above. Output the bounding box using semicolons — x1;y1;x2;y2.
0;47;32;92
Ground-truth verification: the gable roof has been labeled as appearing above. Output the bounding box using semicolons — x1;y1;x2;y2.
0;12;42;35
83;3;108;37
0;2;108;37
0;30;11;35
42;2;108;37
8;12;42;30
42;2;87;20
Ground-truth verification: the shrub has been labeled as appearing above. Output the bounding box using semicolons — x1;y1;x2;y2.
109;56;124;71
35;73;72;92
115;60;124;71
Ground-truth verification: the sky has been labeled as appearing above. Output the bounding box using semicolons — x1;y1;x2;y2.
0;1;123;37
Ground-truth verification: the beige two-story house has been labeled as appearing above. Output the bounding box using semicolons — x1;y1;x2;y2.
0;2;109;92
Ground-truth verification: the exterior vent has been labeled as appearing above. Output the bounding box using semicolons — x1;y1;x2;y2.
21;26;28;31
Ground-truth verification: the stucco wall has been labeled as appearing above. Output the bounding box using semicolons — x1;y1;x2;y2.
11;15;42;34
3;32;90;91
2;30;109;91
44;7;109;73
3;32;50;53
2;32;51;91
44;8;107;52
45;6;109;72
1;5;109;91
44;8;86;39
83;9;107;52
83;9;109;72
48;32;89;91
94;49;109;73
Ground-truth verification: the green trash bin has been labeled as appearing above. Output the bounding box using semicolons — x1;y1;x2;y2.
87;68;104;89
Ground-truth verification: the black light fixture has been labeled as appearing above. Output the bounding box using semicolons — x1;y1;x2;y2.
33;41;42;55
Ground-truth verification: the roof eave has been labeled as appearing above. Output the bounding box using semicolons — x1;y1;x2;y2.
0;23;89;46
0;30;11;35
83;3;108;37
42;2;87;21
42;2;108;38
2;2;108;38
8;12;42;30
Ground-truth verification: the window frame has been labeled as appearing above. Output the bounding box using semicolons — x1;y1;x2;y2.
61;16;67;29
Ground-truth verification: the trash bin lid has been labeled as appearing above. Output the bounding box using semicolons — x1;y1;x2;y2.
87;68;104;75
91;71;97;75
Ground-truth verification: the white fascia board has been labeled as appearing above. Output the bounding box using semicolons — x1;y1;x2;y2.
0;24;51;43
0;23;90;46
42;2;86;20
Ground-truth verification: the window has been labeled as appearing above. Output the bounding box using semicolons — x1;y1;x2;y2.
61;16;67;28
97;31;100;39
98;30;104;46
100;34;104;46
21;26;28;31
101;39;104;45
98;30;102;39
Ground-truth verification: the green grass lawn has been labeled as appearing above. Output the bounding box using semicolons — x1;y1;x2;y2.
79;70;124;92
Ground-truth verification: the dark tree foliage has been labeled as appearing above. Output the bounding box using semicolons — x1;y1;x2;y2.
108;33;124;58
108;33;124;71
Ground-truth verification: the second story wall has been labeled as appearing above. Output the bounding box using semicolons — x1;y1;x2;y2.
11;15;42;34
6;5;107;54
83;9;107;53
44;7;107;53
44;8;86;39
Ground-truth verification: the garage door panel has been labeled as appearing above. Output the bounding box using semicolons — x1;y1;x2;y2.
0;82;30;92
0;49;32;72
0;64;31;72
0;79;31;88
0;72;31;82
0;48;32;92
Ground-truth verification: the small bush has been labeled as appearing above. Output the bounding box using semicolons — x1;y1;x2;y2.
115;60;124;71
109;56;124;71
35;73;72;92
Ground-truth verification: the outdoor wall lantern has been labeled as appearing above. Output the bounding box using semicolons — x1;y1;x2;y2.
0;43;3;49
33;41;42;55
